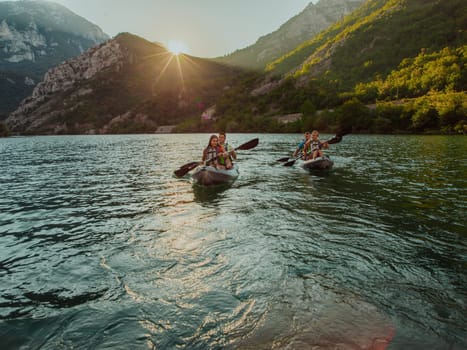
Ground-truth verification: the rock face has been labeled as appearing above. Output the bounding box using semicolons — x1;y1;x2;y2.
6;40;124;133
32;40;124;99
0;1;108;116
6;33;242;135
219;0;363;70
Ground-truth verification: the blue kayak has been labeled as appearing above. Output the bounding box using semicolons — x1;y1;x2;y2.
191;164;239;186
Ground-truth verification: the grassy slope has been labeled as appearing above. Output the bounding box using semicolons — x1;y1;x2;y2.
267;0;466;90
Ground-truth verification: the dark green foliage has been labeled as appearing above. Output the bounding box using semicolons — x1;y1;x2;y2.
355;46;466;101
0;70;36;115
0;121;10;137
300;99;316;116
336;98;371;132
269;0;466;89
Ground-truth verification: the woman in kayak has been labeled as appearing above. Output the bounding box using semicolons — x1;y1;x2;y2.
304;130;329;160
202;135;227;168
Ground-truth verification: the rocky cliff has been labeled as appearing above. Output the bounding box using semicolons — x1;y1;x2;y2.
0;1;108;116
6;39;124;133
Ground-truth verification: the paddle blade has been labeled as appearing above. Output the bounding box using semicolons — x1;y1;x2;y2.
174;162;199;177
326;135;342;144
283;159;297;167
276;156;291;162
236;138;259;151
179;161;200;170
336;126;352;137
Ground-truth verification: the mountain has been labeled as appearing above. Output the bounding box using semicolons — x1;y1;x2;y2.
218;0;364;70
5;33;243;134
211;0;466;134
267;0;466;87
4;0;465;135
0;0;109;117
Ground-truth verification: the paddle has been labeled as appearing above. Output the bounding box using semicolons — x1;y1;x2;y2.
179;161;200;171
174;138;259;178
174;162;200;178
276;156;291;162
283;133;347;167
283;153;304;167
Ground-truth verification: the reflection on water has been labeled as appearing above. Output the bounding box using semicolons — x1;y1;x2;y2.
192;182;232;205
236;274;395;350
0;134;466;350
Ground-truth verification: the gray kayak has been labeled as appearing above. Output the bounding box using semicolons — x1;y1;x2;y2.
192;164;239;186
301;155;334;170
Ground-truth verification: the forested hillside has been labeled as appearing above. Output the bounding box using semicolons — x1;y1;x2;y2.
180;0;466;134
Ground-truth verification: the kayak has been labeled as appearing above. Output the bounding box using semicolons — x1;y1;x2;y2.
191;164;239;186
301;155;334;171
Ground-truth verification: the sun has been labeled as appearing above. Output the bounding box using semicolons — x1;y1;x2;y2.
167;40;189;55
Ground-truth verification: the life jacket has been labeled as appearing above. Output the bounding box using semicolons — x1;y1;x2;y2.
205;145;223;165
206;146;219;165
310;140;322;152
303;140;322;156
218;143;231;165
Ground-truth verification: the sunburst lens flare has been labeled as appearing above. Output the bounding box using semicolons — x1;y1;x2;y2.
167;40;189;55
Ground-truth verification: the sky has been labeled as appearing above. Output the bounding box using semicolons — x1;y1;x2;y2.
3;0;317;57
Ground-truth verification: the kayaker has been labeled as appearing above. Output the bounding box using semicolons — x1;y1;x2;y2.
293;131;311;158
202;135;224;168
304;130;329;160
218;132;236;169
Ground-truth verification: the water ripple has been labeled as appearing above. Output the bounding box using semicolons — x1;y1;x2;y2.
0;134;466;349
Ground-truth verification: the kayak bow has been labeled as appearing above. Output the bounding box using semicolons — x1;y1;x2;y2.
301;156;334;171
192;164;239;186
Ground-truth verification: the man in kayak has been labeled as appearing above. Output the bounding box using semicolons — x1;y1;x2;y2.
218;132;236;169
293;131;311;159
202;135;224;168
304;130;329;160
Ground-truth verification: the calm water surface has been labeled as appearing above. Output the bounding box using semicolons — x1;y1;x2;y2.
0;134;466;350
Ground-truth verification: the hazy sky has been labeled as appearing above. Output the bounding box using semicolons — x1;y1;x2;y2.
3;0;317;57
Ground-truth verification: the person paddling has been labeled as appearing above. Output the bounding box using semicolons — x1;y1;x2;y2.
218;132;236;169
304;130;329;160
202;135;224;168
293;131;311;159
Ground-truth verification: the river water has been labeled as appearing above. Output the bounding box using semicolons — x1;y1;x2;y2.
0;134;466;350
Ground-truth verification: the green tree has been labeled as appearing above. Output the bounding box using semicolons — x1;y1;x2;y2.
336;98;371;132
411;97;440;131
300;99;316;116
0;122;10;137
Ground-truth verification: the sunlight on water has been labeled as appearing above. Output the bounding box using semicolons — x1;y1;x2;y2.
0;134;466;349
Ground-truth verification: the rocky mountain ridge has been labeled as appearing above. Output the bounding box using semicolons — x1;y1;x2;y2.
219;0;363;70
0;0;109;116
6;33;242;134
7;39;124;133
